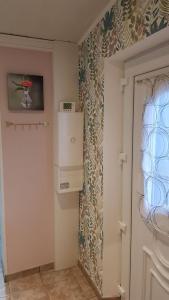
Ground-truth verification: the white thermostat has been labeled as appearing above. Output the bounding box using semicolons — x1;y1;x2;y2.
60;101;76;112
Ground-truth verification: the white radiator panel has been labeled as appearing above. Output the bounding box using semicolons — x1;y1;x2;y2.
56;112;83;167
55;112;83;193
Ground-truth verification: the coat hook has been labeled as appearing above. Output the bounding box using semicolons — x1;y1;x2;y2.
5;120;49;128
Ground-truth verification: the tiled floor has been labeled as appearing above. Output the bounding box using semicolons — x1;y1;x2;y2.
0;266;99;299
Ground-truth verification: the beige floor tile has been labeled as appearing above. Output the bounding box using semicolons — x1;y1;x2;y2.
71;266;84;279
40;269;73;288
71;268;96;298
78;280;96;298
4;266;97;300
9;273;43;293
11;287;49;300
48;283;86;300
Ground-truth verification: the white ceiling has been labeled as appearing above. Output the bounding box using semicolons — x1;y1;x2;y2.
0;0;110;42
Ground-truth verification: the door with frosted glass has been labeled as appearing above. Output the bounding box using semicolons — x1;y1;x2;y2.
130;67;169;300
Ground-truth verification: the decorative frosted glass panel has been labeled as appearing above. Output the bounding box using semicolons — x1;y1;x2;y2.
140;75;169;235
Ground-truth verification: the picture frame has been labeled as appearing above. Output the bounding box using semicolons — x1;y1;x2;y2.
7;73;44;111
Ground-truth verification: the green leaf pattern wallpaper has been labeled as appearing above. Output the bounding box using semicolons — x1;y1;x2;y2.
79;0;169;295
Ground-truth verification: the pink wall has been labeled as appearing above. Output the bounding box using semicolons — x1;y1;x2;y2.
0;47;54;274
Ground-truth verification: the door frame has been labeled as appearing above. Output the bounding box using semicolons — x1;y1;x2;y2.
105;30;169;300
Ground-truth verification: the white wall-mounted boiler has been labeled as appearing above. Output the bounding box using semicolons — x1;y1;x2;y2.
55;112;83;193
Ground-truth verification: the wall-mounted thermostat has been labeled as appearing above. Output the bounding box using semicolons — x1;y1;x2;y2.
60;101;76;112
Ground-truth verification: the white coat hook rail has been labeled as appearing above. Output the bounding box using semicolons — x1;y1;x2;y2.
5;121;49;129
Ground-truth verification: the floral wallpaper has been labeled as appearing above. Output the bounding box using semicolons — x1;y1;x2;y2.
79;0;169;295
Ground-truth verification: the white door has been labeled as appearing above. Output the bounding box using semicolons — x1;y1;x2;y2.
130;66;169;300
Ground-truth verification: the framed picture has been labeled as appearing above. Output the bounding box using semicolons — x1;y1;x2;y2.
7;73;44;111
